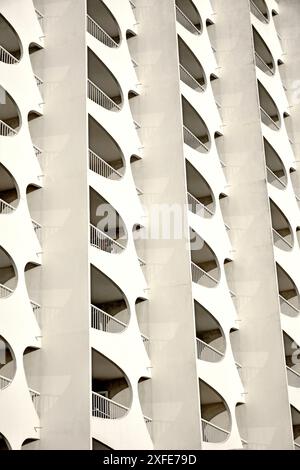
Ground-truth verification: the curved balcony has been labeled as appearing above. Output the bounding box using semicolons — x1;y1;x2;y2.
24;263;41;322
92;349;131;420
235;403;248;448
277;264;300;318
264;138;287;189
87;0;121;48
135;298;150;354
0;336;16;390
190;229;220;288
175;0;202;35
26;185;42;243
199;379;231;443
270;199;293;251
291;406;300;448
283;333;300;387
253;27;275;76
178;36;205;91
91;265;130;332
88;115;125;179
250;0;269;24
224;259;236;299
194;300;225;362
0;88;21;136
186;161;214;218
23;347;40;414
89;187;127;253
182;97;210;153
0;14;22;64
0;246;17;297
0;163;19;214
88;48;122;111
258;81;281;131
0;433;10;450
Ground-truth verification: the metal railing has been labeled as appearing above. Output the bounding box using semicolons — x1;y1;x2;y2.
0;374;11;390
175;5;201;34
0;283;13;298
141;334;150;354
134;119;141;129
286;366;300;388
87;15;118;48
196;338;224;362
34;74;43;86
32;219;42;241
266;167;287;189
295;442;300;450
33;144;42;156
0;199;15;214
183;125;209;153
90;224;125;254
179;64;204;91
191;262;218;287
131;58;138;68
279;295;300;317
129;0;136;9
29;388;40;412
91;304;127;333
88;79;120;111
31;300;41;316
187;192;213;218
0;120;17;137
272;228;293;250
35;8;44;27
202;419;230;443
260;107;280;130
0;45;19;64
92;391;129;419
89;149;122;180
250;0;268;23
255;51;274;75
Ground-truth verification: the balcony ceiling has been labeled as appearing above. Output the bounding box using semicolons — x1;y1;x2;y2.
91;265;125;305
92;349;125;381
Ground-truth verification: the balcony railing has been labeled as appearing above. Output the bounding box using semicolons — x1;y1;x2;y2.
272;228;293;250
87;15;118;48
92;391;128;419
34;74;43;87
35;8;44;27
88;79;120;111
129;0;136;9
260;107;280;130
279;295;300;317
241;439;248;449
0;374;11;390
32;219;42;241
90;224;125;254
89;149;122;180
183;126;209;153
29;388;40;412
202;419;230;443
31;300;41;317
179;64;204;91
0;199;15;214
196;338;224;362
286;366;300;388
91;304;126;333
187;192;213;218
0;283;13;298
175;5;201;34
141;334;150;355
266;167;287;189
191;262;218;287
255;52;274;75
0;120;17;137
0;45;19;65
295;442;300;450
250;0;268;23
33;144;42;157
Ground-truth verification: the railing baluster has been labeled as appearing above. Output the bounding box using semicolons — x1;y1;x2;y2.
89;149;122;180
0;45;19;64
187;192;213;217
179;64;204;91
0;120;17;137
191;261;218;287
87;15;118;48
90;223;125;254
196;338;224;362
201;419;230;443
175;6;201;34
183;125;209;152
0;283;13;298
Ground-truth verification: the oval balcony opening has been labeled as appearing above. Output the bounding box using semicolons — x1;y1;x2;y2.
199;379;231;443
224;259;236;299
264;138;287;189
178;36;206;91
23;347;40;414
258;81;281;130
26;185;42;243
88;48;122;111
0;163;19;214
253;27;275;75
138;377;152;431
250;0;269;23
89;187;127;254
0;336;16;390
291;406;300;449
25;263;41;321
90;265;130;333
0;88;21;136
0;246;17;297
0;14;22;64
135;298;150;353
190;229;220;287
0;433;10;450
270;199;293;251
88;115;125;179
186;160;214;217
194;300;225;362
283;332;300;388
182;97;210;153
132;225;146;268
175;0;202;34
277;263;300;318
235;403;248;449
92;349;131;419
87;0;121;48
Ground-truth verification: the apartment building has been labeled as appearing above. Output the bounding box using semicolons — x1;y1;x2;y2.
0;0;300;451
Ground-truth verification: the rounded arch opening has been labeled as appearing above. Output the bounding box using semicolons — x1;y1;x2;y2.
0;87;21;136
194;300;226;362
186;160;215;217
270;198;293;251
253;26;275;75
264;138;287;189
182;96;210;153
250;0;270;23
0;246;17;297
87;0;121;47
0;162;19;213
0;336;16;390
178;36;206;91
0;14;22;63
277;263;300;317
258;81;281;130
175;0;202;34
190;229;220;287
